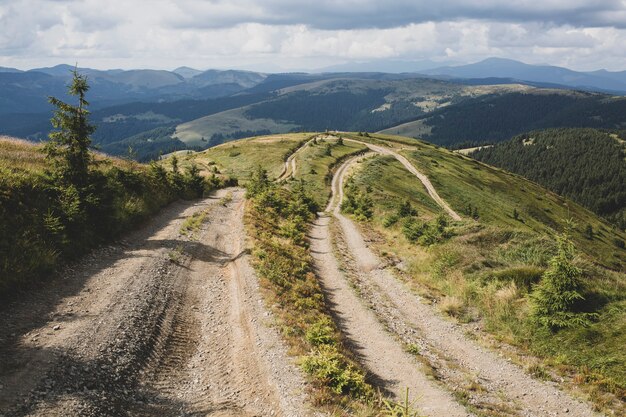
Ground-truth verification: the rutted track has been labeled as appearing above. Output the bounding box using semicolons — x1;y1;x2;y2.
0;188;310;417
344;138;462;220
277;137;314;181
326;155;601;417
309;154;471;417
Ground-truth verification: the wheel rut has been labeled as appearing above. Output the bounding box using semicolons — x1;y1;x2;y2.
309;155;471;416
327;155;601;417
0;188;311;417
343;137;462;220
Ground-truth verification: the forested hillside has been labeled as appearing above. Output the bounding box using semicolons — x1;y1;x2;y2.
472;128;626;230
382;92;626;147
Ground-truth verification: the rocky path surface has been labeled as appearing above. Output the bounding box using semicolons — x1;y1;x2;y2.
328;155;601;417
309;154;471;417
0;188;310;417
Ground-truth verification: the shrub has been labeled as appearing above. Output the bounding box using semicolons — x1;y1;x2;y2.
402;217;425;242
383;213;400;228
341;181;373;220
301;345;372;398
398;200;417;218
402;215;450;246
305;316;337;347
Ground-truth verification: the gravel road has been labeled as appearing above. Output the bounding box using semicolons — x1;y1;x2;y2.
326;155;601;417
0;188;311;417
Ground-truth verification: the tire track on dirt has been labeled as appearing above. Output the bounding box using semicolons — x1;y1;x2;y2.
330;156;601;417
277;137;315;181
309;154;471;417
0;189;311;417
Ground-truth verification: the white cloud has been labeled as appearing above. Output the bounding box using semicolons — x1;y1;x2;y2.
1;0;626;71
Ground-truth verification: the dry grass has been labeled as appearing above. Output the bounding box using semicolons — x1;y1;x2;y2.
0;137;47;173
0;136;140;176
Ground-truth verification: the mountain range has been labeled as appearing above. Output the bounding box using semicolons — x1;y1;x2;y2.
2;58;626;160
421;57;626;93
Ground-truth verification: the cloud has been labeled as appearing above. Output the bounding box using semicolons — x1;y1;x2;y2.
1;0;626;71
161;0;626;30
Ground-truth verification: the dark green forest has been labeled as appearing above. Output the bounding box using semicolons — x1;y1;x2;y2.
472;128;626;230
420;93;626;147
244;90;427;132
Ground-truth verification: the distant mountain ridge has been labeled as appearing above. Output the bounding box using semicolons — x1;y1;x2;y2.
0;65;269;114
2;59;626;161
420;57;626;93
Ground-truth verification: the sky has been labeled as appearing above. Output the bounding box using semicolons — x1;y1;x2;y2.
1;0;626;72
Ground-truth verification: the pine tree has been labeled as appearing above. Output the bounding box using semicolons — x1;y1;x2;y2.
530;234;596;329
45;69;95;189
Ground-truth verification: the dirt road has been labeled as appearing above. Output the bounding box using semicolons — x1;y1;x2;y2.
0;189;310;417
344;138;462;220
277;138;313;181
328;155;601;417
309;154;471;416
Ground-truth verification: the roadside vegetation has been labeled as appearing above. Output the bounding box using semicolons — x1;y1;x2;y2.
244;167;377;410
0;72;227;296
344;141;626;414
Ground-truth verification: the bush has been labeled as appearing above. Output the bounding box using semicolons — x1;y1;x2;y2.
398;200;417;218
341;180;373;220
402;217;425;242
305;316;337;347
402;214;450;246
383;213;400;228
301;345;372;398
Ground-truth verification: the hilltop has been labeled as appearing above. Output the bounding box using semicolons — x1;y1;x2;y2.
186;132;626;414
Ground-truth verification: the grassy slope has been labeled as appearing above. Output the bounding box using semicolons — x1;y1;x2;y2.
0;137;215;295
293;136;368;207
180;133;368;207
183;133;312;181
378;118;432;137
399;139;626;270
174;107;299;148
343;134;626;413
